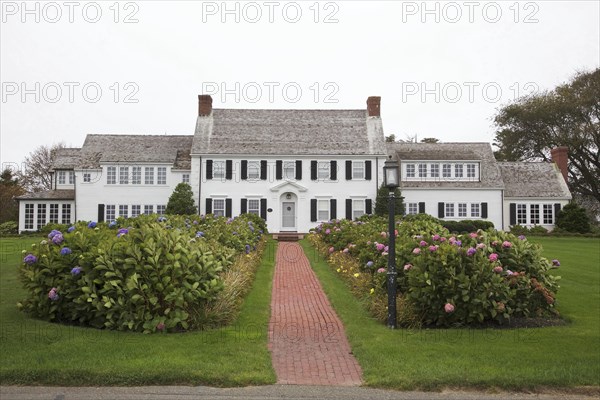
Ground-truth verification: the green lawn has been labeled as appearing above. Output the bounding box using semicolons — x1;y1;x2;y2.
301;237;600;391
0;236;277;386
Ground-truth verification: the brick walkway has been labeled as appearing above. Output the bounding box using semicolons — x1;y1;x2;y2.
268;242;363;386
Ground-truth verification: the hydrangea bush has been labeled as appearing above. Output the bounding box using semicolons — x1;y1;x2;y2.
310;214;561;327
18;213;266;333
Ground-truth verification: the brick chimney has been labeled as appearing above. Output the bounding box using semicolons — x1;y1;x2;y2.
550;146;569;183
367;96;381;117
198;95;213;116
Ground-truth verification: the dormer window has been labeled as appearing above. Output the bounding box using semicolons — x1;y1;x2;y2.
418;163;427;178
404;162;480;182
58;171;66;185
467;164;476;178
406;164;416;178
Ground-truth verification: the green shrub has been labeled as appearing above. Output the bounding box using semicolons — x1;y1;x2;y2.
556;202;591;233
0;221;18;236
165;183;197;215
442;219;494;233
374;184;404;216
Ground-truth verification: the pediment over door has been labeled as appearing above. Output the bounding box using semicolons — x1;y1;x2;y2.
269;180;308;193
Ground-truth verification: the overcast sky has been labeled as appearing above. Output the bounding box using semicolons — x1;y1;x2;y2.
1;0;599;170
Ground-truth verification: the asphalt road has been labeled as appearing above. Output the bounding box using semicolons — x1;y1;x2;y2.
1;385;597;400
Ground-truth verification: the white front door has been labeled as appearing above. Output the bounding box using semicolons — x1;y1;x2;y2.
281;201;296;231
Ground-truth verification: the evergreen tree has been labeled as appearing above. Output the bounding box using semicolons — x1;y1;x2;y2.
374;184;404;217
165;183;197;215
556;202;591;233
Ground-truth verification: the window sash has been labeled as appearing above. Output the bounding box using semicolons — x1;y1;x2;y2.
182;173;190;183
83;173;91;183
131;205;141;217
418;164;427;178
517;204;527;224
144;167;154;184
119;167;129;184
442;164;451;178
37;204;46;228
458;203;467;218
132;167;142;184
248;199;260;215
406;164;415;178
247;161;261;179
157;205;166;215
58;171;66;184
61;204;71;224
430;164;439;178
352;161;365;179
283;162;295;179
49;204;59;223
107;167;116;184
213;162;225;179
317;199;329;221
407;203;418;215
352;199;365;219
467;164;476;178
445;203;455;217
543;204;553;224
144;205;154;215
470;203;480;218
530;204;540;224
213;199;225;217
454;164;463;178
317;162;330;179
106;205;116;223
25;204;34;229
157;167;167;185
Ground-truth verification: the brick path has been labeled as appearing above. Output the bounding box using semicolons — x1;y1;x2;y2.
268;242;363;386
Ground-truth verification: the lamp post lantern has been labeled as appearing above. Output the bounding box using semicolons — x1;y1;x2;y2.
383;158;400;329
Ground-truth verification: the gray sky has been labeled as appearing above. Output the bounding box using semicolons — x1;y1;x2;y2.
1;0;599;170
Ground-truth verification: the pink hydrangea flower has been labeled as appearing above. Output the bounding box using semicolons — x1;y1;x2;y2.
377;268;386;273
444;303;455;313
395;229;399;237
428;245;438;252
432;234;441;241
413;248;421;255
491;241;499;246
440;237;447;242
381;231;387;238
376;243;385;251
325;229;331;235
493;266;503;273
476;243;486;249
449;237;456;244
343;248;349;253
403;263;412;271
419;240;428;247
489;253;499;262
469;232;478;238
328;247;334;253
502;241;512;248
156;322;165;331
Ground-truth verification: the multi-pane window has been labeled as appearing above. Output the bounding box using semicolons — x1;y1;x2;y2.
83;173;91;183
352;161;365;179
213;162;225;179
182;173;190;183
454;164;463;178
119;166;129;184
471;203;480;218
248;161;260;179
25;204;34;229
119;205;128;218
58;171;66;184
68;171;74;184
144;167;154;184
49;204;59;223
543;204;553;224
418;164;427;178
467;164;476;178
132;166;141;184
157;205;166;215
517;204;527;224
248;199;260;215
458;203;467;218
442;164;452;178
157;167;167;185
406;164;416;178
353;199;365;220
407;203;418;215
530;204;540;224
283;161;295;179
131;205;141;217
445;203;455;217
144;205;154;215
317;199;330;221
318;162;330;180
107;167;116;184
62;204;71;224
213;199;225;217
430;164;439;178
106;205;116;223
37;204;46;228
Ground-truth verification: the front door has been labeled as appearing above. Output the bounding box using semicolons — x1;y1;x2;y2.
281;201;296;231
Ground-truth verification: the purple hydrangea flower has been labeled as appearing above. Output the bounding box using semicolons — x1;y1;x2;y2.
109;221;117;228
245;244;251;254
67;226;75;233
23;254;37;264
71;266;82;275
87;221;97;228
60;247;72;255
466;247;477;256
552;259;561;267
117;228;129;238
325;229;331;235
196;231;204;238
48;230;61;239
518;235;526;240
51;234;64;245
366;261;374;268
48;288;59;301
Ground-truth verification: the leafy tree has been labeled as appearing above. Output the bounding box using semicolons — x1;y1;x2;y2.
374;184;404;217
493;68;600;204
555;202;591;233
17;143;65;192
420;137;440;143
0;168;24;223
165;183;197;215
385;134;396;143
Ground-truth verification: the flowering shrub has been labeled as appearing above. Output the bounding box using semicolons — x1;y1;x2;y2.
310;214;561;327
18;213;266;333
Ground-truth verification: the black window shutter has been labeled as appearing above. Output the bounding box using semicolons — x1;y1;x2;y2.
310;199;317;222
260;198;267;220
241;160;248;180
346;199;352;220
206;198;213;214
206;160;213;180
365;161;372;180
330;161;337;180
97;204;105;222
366;199;373;214
554;203;562;223
295;160;302;180
418;202;425;214
260;160;267;180
276;160;282;180
225;199;232;217
330;199;337;219
345;161;352;180
241;198;247;214
225;160;233;180
438;202;445;218
509;203;516;225
311;161;318;180
481;202;488;219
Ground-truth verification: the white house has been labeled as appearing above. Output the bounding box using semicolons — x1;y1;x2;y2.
17;95;571;233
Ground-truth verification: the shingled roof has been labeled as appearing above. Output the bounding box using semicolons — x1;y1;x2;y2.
498;162;572;199
52;148;81;170
387;142;504;189
16;189;75;200
192;109;387;155
77;135;193;169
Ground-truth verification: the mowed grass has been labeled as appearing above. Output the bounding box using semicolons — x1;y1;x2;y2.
0;236;277;386
301;237;600;391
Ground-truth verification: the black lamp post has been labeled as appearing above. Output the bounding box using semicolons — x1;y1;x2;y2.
383;158;400;329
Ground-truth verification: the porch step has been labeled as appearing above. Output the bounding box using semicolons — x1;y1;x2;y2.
273;232;305;242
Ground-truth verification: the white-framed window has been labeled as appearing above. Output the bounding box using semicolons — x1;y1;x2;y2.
407;203;418;215
543;204;553;224
445;203;455;217
283;161;295;179
318;162;330;180
107;167;116;184
61;204;71;224
83;173;91;183
530;204;540;224
454;164;463;178
37;204;46;228
352;199;365;220
352;161;365;179
213;199;225;217
467;164;476;178
458;203;467;218
119;205;128;218
49;204;59;223
182;173;190;183
442;164;452;178
144;167;154;184
317;199;330;221
68;171;74;184
213;162;225;179
131;205;141;217
248;161;260;180
471;203;480;218
517;204;527;224
157;167;167;185
144;205;154;215
248;199;260;215
106;205;116;223
25;204;34;229
418;163;427;178
119;166;129;184
132;166;142;184
58;171;66;184
406;164;416;178
157;205;166;215
430;164;439;178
